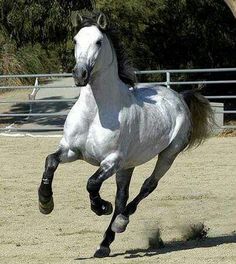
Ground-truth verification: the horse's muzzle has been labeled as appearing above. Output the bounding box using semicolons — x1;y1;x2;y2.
72;64;90;86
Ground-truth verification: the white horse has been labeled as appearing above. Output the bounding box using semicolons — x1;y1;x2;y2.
38;12;213;258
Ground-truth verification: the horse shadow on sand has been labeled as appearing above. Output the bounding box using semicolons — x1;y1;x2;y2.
75;233;236;260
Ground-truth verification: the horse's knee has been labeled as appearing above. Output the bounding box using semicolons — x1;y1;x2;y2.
45;153;60;172
87;167;105;193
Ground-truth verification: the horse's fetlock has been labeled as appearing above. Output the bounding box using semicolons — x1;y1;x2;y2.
111;214;129;233
38;187;52;202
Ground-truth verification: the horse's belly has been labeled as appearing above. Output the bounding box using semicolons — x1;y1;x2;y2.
124;137;170;168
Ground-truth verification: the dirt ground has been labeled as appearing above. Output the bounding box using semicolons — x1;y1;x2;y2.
0;136;235;264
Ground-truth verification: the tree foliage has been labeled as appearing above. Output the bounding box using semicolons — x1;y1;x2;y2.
0;0;235;73
97;0;236;70
0;0;91;75
0;0;93;47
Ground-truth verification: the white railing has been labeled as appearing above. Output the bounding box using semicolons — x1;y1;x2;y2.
0;68;235;132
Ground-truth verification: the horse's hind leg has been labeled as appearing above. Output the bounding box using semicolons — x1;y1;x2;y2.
94;168;134;258
38;145;78;215
112;139;188;233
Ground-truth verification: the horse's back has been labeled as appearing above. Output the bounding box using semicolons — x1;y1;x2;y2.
134;84;185;107
133;84;190;126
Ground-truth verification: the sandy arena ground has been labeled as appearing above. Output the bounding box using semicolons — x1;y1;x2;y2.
0;136;235;264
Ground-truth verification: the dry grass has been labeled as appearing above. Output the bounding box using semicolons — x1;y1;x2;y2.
219;121;236;137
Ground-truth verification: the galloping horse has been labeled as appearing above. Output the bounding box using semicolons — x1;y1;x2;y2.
38;12;213;258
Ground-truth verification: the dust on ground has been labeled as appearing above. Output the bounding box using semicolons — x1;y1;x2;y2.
0;136;235;264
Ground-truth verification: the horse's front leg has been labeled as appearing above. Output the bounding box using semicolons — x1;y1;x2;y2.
87;154;122;216
38;146;78;214
94;168;134;258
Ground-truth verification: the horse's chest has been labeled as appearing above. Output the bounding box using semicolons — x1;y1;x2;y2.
65;116;120;164
83;130;120;165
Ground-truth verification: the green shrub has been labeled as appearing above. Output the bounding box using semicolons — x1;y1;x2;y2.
0;28;61;89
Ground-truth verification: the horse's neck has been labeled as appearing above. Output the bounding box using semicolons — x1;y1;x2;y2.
80;64;130;111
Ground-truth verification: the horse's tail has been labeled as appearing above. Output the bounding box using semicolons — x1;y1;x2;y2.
181;90;214;149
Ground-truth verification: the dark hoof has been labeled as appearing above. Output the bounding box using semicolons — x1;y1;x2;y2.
94;246;110;258
39;196;54;215
91;200;113;216
111;214;129;233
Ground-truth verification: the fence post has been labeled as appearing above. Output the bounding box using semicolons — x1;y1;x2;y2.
27;77;39;119
166;71;170;89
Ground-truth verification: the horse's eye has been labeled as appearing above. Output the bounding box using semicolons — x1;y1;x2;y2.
96;40;102;47
73;39;76;45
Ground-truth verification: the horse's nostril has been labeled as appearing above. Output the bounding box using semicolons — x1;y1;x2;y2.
82;69;87;79
72;68;75;74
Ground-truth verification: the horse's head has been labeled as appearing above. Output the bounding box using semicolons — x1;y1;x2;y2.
72;12;113;87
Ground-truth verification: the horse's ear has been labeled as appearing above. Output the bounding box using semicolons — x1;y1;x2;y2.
71;11;83;28
97;12;107;30
78;14;84;24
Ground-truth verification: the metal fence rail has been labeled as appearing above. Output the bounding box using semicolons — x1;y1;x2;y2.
0;67;236;132
1;111;235;117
